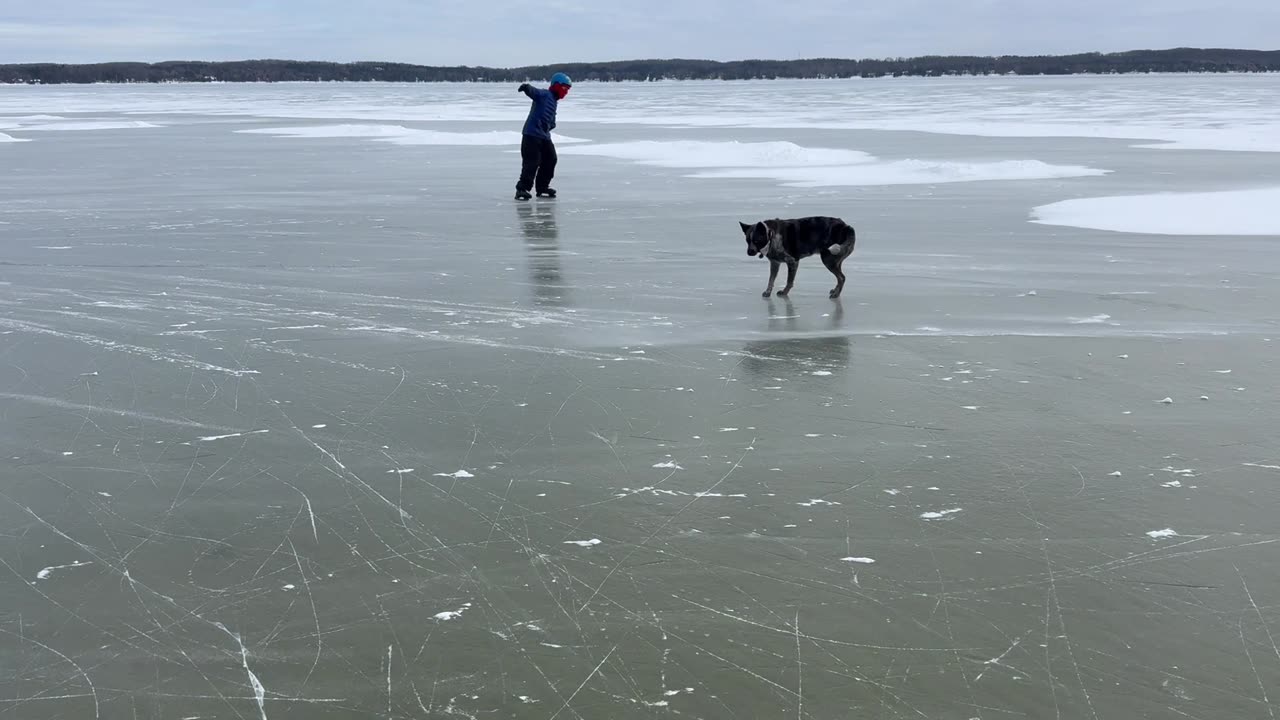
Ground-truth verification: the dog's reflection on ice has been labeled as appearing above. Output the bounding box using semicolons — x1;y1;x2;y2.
738;297;852;380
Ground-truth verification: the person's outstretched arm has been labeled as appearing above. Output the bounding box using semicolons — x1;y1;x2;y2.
518;83;546;99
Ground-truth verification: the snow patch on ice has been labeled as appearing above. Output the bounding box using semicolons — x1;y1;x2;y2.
433;603;473;621
17;120;160;132
197;429;269;442
562;140;873;167
1147;528;1177;539
239;123;587;146
1070;314;1113;325
921;508;963;520
815;117;1280;154
1032;188;1280;236
697;158;1106;188
35;560;92;581
564;538;602;547
842;557;876;564
562;140;1103;188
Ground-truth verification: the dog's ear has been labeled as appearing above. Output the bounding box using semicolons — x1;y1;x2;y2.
755;221;769;236
739;221;752;235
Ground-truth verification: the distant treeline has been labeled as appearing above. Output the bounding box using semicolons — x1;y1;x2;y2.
3;48;1279;84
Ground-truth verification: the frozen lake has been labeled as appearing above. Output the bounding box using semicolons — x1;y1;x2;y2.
2;75;1280;719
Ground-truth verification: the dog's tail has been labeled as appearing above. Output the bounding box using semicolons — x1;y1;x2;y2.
827;224;856;255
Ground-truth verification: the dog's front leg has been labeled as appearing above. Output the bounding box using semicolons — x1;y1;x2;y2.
776;261;798;297
763;260;780;297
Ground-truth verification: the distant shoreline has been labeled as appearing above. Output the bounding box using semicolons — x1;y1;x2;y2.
3;48;1278;85
2;73;1277;89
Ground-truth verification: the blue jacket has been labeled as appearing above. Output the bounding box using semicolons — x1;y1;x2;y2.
520;86;558;140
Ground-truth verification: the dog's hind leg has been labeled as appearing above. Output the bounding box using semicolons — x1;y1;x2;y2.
821;253;845;298
776;261;798;297
763;260;780;297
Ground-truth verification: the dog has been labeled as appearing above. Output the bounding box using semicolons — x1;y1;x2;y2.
739;216;856;298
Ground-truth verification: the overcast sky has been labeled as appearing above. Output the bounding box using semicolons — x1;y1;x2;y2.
2;0;1276;65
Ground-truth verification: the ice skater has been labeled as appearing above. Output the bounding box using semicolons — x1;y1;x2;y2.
514;72;572;201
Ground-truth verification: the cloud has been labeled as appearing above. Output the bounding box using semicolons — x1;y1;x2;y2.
1;0;1276;65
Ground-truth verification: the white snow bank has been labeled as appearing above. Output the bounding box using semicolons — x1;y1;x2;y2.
1032;187;1280;236
561;140;1104;188
386;129;586;146
239;123;587;146
17;120;160;131
239;124;417;139
0;114;66;122
0;132;30;143
560;140;873;168
828;119;1280;154
696;159;1105;188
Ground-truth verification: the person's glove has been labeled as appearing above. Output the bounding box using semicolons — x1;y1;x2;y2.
518;83;530;93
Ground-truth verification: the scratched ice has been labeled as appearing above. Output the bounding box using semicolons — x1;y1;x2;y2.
2;77;1280;719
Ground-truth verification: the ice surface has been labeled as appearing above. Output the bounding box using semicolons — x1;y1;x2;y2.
3;75;1274;153
1032;187;1280;236
2;76;1279;720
